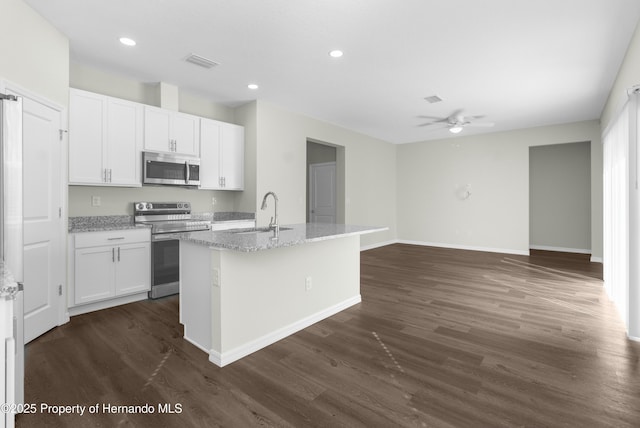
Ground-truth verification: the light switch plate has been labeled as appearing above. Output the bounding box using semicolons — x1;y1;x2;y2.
91;196;101;207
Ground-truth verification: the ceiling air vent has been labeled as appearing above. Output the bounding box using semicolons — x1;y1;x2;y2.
185;54;219;69
424;95;442;104
424;95;443;104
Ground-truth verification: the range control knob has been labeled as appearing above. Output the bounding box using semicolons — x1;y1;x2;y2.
184;203;190;209
146;203;152;209
177;203;183;209
136;203;144;210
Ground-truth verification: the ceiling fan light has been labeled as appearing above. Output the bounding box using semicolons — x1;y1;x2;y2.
449;125;463;134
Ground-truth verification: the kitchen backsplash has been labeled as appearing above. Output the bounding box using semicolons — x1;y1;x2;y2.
68;185;238;217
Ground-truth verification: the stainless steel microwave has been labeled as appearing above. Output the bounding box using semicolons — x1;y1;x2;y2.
143;151;200;187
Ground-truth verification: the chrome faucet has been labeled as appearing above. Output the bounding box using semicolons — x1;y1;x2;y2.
260;191;279;237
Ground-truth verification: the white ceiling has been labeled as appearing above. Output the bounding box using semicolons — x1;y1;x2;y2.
25;0;640;144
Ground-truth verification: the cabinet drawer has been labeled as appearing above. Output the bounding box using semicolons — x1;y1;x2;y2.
74;228;150;248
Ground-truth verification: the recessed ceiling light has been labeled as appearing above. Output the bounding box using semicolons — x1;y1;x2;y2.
247;83;259;90
329;50;343;58
119;37;136;47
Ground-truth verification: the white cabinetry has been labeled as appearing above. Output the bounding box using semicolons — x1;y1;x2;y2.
71;229;150;307
200;118;244;190
144;105;200;156
69;89;143;186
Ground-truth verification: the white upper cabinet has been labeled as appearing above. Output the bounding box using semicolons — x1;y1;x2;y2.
200;118;244;190
69;89;143;187
69;90;104;184
143;105;199;156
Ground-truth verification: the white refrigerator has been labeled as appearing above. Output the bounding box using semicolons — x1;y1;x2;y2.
0;92;24;428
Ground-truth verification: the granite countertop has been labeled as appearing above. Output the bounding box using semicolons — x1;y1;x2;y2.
69;212;256;233
211;212;256;223
0;261;19;299
68;215;141;233
173;223;388;252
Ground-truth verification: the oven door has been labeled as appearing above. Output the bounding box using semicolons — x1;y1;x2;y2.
150;234;180;299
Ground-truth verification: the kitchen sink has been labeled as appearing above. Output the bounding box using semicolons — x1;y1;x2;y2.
230;227;292;235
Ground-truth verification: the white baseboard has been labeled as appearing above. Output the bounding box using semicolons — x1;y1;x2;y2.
628;334;640;343
67;292;149;317
209;295;362;367
360;240;397;251
529;245;591;254
590;256;603;263
397;239;529;256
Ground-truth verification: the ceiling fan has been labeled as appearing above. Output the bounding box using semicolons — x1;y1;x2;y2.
417;109;495;134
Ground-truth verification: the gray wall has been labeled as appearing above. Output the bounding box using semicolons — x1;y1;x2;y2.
0;0;69;106
237;100;397;248
529;142;591;252
397;121;602;258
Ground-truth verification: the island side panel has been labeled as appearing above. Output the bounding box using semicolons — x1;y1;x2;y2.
215;234;360;366
180;240;216;353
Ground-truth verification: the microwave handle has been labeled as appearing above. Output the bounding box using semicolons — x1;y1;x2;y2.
185;161;190;184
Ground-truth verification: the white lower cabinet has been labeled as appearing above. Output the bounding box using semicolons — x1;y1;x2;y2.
71;229;150;307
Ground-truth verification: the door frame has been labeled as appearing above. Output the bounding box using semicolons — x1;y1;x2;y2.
1;79;69;329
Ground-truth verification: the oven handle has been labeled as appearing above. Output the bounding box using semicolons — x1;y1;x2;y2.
152;234;179;242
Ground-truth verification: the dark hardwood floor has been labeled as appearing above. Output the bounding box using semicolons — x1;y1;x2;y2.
17;245;640;427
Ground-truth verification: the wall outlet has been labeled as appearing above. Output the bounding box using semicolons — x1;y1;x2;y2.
305;276;312;291
212;268;219;286
91;196;101;207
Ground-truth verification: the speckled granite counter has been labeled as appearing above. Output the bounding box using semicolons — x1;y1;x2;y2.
68;215;142;233
0;261;18;299
174;223;387;252
69;212;256;233
212;212;256;222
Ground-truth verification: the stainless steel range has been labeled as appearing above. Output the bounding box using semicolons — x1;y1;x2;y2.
134;202;210;299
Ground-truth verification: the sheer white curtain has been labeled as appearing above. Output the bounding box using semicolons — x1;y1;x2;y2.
603;100;629;329
603;89;640;340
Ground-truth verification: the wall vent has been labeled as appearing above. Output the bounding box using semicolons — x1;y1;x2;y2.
185;54;219;69
424;95;443;103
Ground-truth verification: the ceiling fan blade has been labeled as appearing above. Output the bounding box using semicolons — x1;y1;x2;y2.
417;121;446;127
465;122;495;128
449;109;465;119
417;115;448;121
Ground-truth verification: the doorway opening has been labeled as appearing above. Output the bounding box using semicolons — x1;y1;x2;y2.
529;141;591;254
306;140;345;224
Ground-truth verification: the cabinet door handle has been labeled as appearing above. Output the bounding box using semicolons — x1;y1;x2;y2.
107;237;125;240
103;168;107;182
112;248;115;263
108;168;112;182
117;247;120;262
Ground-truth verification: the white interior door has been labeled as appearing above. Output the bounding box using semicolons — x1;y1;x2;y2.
7;85;64;344
309;162;337;223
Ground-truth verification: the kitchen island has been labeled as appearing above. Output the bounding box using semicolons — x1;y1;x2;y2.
175;223;386;367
